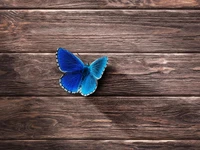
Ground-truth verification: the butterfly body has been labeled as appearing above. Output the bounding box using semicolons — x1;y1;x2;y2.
82;65;90;77
56;48;108;96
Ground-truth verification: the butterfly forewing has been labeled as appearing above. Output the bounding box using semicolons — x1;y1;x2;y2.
56;48;84;72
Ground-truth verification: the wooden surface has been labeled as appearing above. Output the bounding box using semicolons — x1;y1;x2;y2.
0;96;200;139
0;10;200;53
0;0;200;8
0;1;200;150
1;53;200;96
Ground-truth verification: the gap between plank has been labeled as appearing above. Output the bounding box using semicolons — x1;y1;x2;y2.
0;95;199;97
0;138;198;141
1;51;200;54
0;8;200;10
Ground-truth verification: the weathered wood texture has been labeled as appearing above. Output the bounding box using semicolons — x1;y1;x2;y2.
0;0;200;8
0;96;199;139
0;140;200;150
1;2;200;148
0;53;200;96
0;10;200;53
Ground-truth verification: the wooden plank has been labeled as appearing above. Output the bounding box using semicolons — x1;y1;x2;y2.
0;96;199;139
0;140;199;150
0;10;200;53
0;0;200;8
0;53;200;96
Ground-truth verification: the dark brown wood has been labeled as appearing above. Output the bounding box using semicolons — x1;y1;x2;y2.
0;10;200;53
0;0;199;148
0;53;200;96
0;96;199;139
0;140;199;150
0;0;200;8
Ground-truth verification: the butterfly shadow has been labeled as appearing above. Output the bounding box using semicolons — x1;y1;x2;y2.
87;66;158;139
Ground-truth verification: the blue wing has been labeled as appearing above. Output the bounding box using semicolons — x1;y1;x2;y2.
89;56;108;79
56;48;84;72
60;71;83;93
80;74;97;96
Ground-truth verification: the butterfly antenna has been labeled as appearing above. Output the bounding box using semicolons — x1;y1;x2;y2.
77;53;89;65
77;53;83;59
77;53;85;61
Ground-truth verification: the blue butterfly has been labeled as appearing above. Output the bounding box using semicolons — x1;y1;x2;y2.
56;48;108;96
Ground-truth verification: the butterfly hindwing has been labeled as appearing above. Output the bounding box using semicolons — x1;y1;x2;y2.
80;74;97;96
56;48;84;72
89;56;108;79
60;71;83;93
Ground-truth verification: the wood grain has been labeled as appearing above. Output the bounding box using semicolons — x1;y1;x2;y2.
0;53;200;96
0;0;200;8
1;0;199;147
0;10;200;53
0;96;199;139
0;140;199;150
